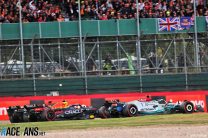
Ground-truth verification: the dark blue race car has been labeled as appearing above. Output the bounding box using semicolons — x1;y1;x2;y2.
7;104;97;123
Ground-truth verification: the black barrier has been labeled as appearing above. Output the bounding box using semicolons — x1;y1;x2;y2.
91;98;106;109
151;96;166;101
30;100;44;105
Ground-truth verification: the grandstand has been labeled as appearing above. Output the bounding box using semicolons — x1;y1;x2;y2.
0;0;207;23
0;0;208;96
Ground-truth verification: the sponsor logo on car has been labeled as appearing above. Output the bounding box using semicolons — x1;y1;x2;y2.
141;108;155;111
64;109;81;114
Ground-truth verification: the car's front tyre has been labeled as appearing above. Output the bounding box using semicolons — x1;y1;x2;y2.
122;104;138;117
180;101;194;113
41;108;56;121
98;106;110;119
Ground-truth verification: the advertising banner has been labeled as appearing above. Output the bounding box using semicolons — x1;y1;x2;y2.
0;91;208;120
0;100;29;120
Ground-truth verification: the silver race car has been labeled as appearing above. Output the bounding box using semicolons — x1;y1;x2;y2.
98;99;203;118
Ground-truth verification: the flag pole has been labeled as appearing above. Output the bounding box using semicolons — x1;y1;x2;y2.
193;0;200;69
136;0;142;93
78;0;83;75
78;0;87;94
18;0;25;77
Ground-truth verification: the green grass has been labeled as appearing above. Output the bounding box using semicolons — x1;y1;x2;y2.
1;113;208;131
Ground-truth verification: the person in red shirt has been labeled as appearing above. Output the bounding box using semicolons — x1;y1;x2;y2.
146;95;152;101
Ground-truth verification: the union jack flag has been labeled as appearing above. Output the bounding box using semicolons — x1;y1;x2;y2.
158;18;179;31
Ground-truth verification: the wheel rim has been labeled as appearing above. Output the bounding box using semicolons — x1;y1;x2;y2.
129;107;137;115
186;104;193;112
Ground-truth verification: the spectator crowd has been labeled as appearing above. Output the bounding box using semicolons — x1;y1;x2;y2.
0;0;207;23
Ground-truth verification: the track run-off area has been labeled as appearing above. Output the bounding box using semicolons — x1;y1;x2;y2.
0;113;208;138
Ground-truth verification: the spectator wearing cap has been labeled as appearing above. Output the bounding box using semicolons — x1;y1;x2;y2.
166;8;171;17
100;13;108;20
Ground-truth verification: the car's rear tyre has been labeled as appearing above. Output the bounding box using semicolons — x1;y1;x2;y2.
41;109;56;121
22;112;30;122
9;113;20;123
122;104;138;117
29;114;38;122
181;101;194;113
98;106;110;119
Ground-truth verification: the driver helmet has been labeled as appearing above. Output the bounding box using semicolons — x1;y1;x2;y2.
62;100;69;108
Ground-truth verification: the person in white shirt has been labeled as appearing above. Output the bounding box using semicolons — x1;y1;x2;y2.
29;0;36;11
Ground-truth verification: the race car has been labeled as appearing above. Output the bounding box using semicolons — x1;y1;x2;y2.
7;103;97;123
98;99;204;118
7;104;56;123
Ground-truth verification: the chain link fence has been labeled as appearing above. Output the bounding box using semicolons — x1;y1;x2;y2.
0;33;207;80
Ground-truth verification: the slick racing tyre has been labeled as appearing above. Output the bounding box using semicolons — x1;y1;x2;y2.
9;113;20;123
98;106;110;119
122;104;138;117
22;112;30;122
181;101;194;113
41;109;56;121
